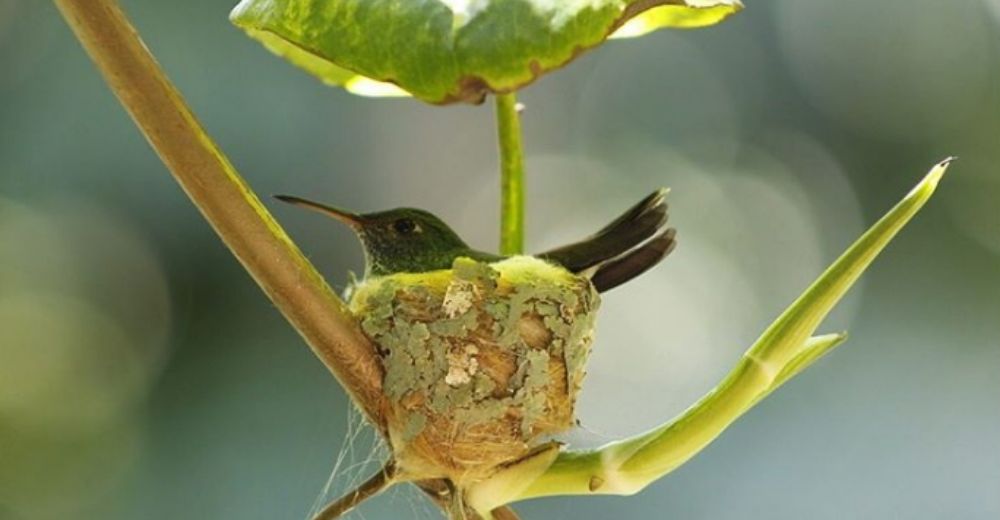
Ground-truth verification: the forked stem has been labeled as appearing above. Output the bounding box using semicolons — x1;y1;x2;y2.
495;92;525;255
506;160;950;503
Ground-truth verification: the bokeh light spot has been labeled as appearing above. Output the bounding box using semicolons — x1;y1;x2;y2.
774;0;995;142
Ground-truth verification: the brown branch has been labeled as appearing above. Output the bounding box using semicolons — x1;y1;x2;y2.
52;0;388;430
313;462;398;519
489;506;523;520
53;2;528;516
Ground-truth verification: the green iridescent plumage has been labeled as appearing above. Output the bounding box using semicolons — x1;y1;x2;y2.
274;189;676;290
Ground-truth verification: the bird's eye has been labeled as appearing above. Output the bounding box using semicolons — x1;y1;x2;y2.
393;218;419;235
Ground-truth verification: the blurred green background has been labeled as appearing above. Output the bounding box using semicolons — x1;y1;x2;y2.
1;0;999;518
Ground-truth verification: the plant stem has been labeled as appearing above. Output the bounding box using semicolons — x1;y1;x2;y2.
512;160;950;501
489;507;523;520
52;0;388;430
416;480;520;520
312;462;398;519
495;92;525;255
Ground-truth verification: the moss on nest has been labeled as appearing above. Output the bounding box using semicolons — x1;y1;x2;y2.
347;256;600;482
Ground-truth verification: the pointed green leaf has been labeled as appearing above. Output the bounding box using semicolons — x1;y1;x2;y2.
230;0;743;104
508;159;951;502
751;332;847;406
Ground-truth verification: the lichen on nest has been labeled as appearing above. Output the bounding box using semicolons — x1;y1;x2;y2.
347;256;600;482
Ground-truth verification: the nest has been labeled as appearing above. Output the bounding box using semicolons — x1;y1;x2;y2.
348;256;600;483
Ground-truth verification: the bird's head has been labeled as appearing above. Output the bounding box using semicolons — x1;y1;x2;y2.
275;195;471;277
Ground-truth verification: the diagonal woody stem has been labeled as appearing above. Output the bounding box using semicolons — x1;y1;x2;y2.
53;1;519;517
52;0;389;430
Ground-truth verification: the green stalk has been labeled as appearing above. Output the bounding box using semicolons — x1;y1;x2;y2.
514;161;949;500
464;160;950;511
495;92;525;255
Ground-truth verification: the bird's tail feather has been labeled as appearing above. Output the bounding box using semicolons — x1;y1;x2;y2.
538;188;676;293
589;228;676;292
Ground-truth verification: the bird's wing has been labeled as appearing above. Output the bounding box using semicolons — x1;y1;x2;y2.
537;188;676;293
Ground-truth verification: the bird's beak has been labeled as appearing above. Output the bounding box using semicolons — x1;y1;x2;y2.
273;195;363;228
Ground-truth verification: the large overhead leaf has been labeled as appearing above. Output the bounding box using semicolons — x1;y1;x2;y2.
230;0;743;104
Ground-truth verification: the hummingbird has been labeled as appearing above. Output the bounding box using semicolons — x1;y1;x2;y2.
274;189;676;293
275;190;676;483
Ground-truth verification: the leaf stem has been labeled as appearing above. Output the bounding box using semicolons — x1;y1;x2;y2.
52;0;388;430
495;92;525;255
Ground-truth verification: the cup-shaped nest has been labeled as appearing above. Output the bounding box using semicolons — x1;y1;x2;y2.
348;256;600;483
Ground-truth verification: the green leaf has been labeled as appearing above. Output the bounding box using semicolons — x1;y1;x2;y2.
490;159;951;503
230;0;743;104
